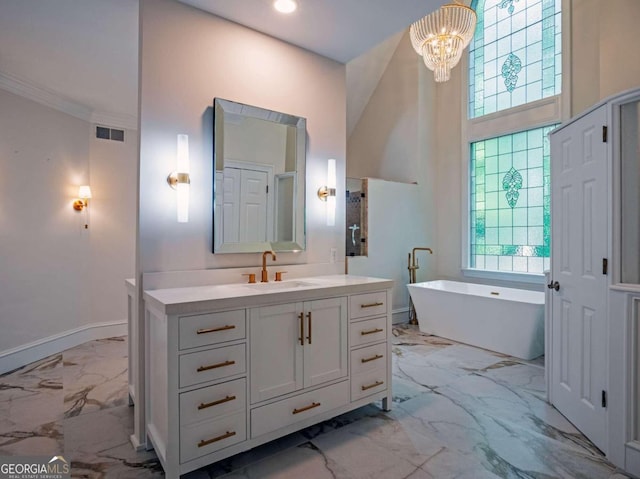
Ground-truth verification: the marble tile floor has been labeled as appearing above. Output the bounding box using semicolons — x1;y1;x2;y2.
0;326;631;478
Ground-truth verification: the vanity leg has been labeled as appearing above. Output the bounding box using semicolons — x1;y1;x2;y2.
382;393;392;412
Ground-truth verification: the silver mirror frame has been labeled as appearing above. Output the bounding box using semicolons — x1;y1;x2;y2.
213;98;306;253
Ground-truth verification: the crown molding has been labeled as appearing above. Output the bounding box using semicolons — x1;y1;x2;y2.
0;70;137;130
91;110;138;131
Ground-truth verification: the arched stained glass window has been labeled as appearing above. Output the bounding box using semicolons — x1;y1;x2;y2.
469;0;562;119
466;0;563;278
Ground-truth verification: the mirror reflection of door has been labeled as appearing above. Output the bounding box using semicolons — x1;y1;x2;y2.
216;162;273;244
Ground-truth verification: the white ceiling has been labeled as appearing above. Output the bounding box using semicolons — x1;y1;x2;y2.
0;0;442;128
0;0;139;128
178;0;445;63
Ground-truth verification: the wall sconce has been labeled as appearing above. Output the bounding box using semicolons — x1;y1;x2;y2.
73;185;92;229
73;185;92;211
166;134;190;223
317;158;336;226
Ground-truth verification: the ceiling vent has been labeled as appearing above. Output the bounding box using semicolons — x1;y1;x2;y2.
96;126;125;142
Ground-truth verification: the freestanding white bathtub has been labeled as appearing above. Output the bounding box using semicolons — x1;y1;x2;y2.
407;280;545;360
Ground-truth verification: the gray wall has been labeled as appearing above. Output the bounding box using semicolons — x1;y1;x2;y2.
0;89;136;353
138;0;347;277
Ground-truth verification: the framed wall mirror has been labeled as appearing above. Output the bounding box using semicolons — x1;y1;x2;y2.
213;98;306;253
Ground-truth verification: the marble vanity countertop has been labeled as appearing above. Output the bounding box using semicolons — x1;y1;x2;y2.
143;274;393;315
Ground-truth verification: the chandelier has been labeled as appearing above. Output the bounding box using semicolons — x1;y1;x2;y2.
409;2;477;82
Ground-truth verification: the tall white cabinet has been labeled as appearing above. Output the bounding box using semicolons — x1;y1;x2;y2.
548;87;640;476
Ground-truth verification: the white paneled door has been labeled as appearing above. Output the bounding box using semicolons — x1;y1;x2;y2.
549;104;608;452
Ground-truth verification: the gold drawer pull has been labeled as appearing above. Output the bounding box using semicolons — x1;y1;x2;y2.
361;380;384;391
298;312;304;346
197;360;235;372
292;402;321;415
360;301;384;308
197;395;236;410
197;430;236;448
196;324;236;335
361;328;384;336
361;354;384;363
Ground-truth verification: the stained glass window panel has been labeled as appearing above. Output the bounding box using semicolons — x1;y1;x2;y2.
469;125;556;273
469;0;561;119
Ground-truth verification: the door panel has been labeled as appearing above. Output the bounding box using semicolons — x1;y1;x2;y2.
250;302;303;403
240;169;268;242
550;104;608;452
303;297;348;388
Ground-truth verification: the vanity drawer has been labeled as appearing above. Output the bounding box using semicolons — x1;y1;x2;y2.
351;367;387;402
349;316;387;348
251;380;349;438
350;291;387;320
180;344;246;388
351;343;387;376
180;411;246;463
179;310;246;350
180;378;246;427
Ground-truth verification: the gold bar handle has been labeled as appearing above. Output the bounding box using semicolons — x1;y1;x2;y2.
361;354;384;363
292;401;321;415
361;380;384;391
360;302;384;309
306;311;312;344
196;324;236;335
298;312;304;346
197;430;236;448
361;328;384;336
197;395;236;410
197;360;235;372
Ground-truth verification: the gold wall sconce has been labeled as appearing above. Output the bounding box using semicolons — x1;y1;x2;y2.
73;185;92;211
317;158;336;226
166;134;190;223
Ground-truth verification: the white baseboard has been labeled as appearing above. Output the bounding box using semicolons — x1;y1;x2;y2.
392;307;410;325
129;433;146;452
0;320;127;375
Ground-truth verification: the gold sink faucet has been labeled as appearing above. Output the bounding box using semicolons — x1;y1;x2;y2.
261;250;276;282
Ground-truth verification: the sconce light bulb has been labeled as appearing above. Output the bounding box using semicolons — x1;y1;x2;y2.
78;185;92;199
176;182;189;223
177;134;189;173
326;195;336;226
174;134;190;223
325;158;337;226
327;158;336;189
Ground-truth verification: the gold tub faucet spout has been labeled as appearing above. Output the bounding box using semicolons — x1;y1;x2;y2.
408;247;433;325
409;247;433;283
261;250;276;282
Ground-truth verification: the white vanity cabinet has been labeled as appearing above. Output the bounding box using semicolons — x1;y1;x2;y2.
143;275;393;478
250;297;348;403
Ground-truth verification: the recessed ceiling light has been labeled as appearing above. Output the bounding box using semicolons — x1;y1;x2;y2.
274;0;297;14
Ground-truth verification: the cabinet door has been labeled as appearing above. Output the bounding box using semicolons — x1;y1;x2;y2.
250;302;303;403
303;297;348;388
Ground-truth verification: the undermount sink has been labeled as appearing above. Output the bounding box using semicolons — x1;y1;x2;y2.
245;280;317;291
